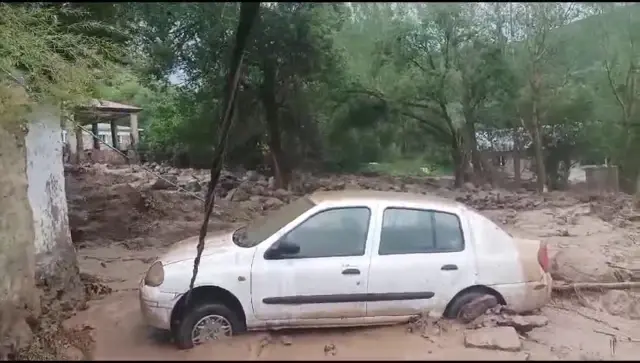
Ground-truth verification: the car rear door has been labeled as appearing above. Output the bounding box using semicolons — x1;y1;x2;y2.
251;204;378;323
365;203;477;317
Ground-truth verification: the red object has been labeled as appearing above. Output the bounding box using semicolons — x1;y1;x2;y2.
537;241;550;272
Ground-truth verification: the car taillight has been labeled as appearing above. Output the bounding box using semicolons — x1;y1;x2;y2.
537;242;549;273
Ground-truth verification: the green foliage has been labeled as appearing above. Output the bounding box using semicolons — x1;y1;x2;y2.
0;4;121;114
8;2;640;190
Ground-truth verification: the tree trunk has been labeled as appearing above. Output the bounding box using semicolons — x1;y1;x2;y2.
260;66;291;189
464;117;483;175
451;135;465;188
530;67;547;193
531;112;546;192
513;128;521;187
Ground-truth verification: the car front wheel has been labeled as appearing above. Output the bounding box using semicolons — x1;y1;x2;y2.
173;302;243;350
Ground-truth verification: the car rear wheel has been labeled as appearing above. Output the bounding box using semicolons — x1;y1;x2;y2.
173;302;243;350
445;291;497;321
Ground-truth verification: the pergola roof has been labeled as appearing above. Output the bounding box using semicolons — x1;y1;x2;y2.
74;99;142;125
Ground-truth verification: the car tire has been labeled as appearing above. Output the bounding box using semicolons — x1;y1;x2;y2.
173;302;244;350
445;291;495;321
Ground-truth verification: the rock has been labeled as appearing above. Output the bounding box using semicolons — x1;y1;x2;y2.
245;170;260;182
226;188;250;202
280;335;292;346
219;176;237;191
550;248;617;283
64;345;85;360
495;315;549;334
268;176;276;189
464;326;522;352
273;188;291;199
264;197;284;209
601;290;633;317
463;182;476;191
150;175;177;190
250;185;266;196
458;295;498;323
184;180;201;192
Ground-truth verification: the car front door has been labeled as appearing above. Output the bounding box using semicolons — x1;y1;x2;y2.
251;205;376;322
366;205;476;317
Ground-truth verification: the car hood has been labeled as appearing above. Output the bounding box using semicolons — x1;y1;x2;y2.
161;230;237;265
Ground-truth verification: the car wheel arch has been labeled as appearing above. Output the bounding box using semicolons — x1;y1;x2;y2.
170;285;247;332
443;285;506;318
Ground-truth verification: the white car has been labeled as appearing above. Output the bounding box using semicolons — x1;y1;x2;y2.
140;190;552;349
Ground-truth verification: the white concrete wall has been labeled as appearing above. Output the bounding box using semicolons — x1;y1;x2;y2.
24;106;74;267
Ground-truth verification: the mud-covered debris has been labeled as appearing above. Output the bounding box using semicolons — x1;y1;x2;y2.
495;315;549;334
467;306;549;334
80;273;112;300
464;326;522;352
280;335;292;346
184;180;201;192
458;295;499;323
324;343;337;356
407;311;436;334
150;176;177;190
601;290;640;319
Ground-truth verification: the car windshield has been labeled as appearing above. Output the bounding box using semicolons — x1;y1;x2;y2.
232;196;316;248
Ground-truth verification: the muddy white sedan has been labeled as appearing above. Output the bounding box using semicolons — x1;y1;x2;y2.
139;190;552;349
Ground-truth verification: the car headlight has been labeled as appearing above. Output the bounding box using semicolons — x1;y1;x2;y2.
144;261;164;287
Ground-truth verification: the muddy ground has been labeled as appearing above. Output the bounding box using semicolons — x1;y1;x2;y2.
43;163;640;359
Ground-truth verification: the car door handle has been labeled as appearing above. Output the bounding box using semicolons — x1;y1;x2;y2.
441;264;458;271
342;268;360;275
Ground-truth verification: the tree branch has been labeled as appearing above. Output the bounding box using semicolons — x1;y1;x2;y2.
603;58;626;115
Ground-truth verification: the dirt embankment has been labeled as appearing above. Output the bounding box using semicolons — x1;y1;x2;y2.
18;162;640;360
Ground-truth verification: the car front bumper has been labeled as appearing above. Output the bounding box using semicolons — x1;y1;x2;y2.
139;279;180;331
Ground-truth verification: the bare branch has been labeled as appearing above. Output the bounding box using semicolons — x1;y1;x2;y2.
603;58;627;114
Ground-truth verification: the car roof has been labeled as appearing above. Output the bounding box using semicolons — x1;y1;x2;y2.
308;190;465;209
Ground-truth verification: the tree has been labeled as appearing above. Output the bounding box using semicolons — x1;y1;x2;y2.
509;3;581;191
593;3;640;192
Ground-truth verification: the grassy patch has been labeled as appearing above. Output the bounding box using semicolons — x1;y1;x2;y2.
362;159;452;177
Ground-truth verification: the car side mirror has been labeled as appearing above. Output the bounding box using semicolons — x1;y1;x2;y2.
265;237;300;259
278;239;300;254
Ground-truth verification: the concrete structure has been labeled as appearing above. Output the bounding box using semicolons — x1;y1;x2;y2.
584;165;619;194
66;99;142;163
476;128;532;179
1;104;83;348
62;123;142;150
26;106;82;282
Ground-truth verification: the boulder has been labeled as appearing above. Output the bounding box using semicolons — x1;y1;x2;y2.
226;188;250;202
150;175;177;190
494;314;549;334
184;180;201;192
464;326;522;352
264;197;285;210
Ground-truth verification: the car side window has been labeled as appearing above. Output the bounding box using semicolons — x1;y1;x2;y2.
279;207;371;259
379;208;464;255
